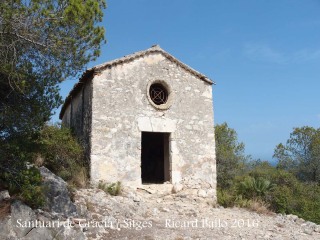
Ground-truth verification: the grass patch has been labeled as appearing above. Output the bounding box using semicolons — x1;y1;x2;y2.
98;181;121;196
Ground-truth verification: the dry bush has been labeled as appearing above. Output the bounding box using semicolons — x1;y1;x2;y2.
70;167;89;188
234;195;273;215
247;198;273;215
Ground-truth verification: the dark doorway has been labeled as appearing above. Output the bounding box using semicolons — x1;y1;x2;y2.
141;132;170;184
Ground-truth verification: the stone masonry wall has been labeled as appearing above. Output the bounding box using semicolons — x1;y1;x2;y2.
90;52;216;199
61;79;93;162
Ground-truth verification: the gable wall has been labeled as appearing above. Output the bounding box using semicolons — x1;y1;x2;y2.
91;52;216;199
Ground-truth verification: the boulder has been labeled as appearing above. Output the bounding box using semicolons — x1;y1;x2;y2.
39;167;77;216
54;225;86;240
11;200;36;238
0;216;16;239
24;227;54;240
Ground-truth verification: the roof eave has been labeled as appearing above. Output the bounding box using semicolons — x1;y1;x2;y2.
59;69;94;120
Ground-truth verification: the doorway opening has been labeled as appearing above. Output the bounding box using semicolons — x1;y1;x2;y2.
141;132;170;184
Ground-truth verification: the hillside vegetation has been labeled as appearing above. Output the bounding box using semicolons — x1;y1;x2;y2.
216;123;320;224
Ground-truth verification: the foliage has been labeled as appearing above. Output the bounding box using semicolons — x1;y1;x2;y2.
216;124;320;224
0;0;106;139
237;176;276;199
98;181;121;196
0;0;106;207
217;188;236;207
269;179;320;223
0;134;44;208
217;158;320;224
36;124;88;187
0;164;44;208
0;124;86;207
274;126;320;183
217;189;271;214
107;182;121;196
215;122;249;188
17;167;45;208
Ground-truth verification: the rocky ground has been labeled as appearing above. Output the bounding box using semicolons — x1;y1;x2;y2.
73;186;320;240
1;168;320;240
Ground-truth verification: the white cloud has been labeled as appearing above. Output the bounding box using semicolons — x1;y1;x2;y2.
243;43;286;64
293;49;320;62
243;43;320;64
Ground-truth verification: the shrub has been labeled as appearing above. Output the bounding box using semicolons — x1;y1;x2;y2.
0;136;45;208
269;185;293;213
0;123;88;209
234;194;251;208
18;167;45;208
217;188;236;207
98;181;121;196
246;199;271;214
218;188;271;215
239;162;320;224
36;124;88;187
1;165;45;208
237;176;276;199
269;182;320;224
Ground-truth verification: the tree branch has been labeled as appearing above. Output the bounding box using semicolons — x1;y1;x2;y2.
0;31;47;48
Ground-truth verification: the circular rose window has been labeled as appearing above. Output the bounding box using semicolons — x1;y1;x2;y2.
149;83;168;105
147;80;173;110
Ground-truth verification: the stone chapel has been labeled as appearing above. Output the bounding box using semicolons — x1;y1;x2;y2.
60;45;217;199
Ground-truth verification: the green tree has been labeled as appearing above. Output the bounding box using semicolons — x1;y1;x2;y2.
0;0;106;138
273;126;320;183
215;122;248;188
0;0;106;205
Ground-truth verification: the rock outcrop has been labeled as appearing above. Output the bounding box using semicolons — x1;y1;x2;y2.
0;167;82;240
0;200;85;239
11;200;37;238
39;166;77;216
1;172;320;239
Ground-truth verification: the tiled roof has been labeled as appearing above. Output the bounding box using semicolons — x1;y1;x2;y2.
59;45;215;119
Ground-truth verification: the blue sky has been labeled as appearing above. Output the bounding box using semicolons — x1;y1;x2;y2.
52;0;320;162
